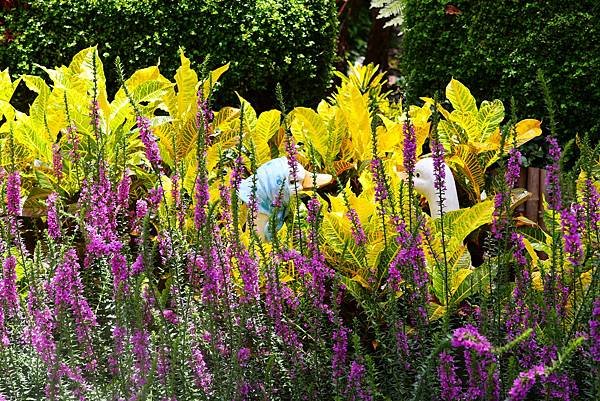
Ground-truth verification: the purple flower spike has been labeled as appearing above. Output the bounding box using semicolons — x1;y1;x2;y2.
47;192;60;240
136;115;162;167
438;351;462;401
403;121;417;176
508;364;546;401
6;171;21;216
545;137;562;211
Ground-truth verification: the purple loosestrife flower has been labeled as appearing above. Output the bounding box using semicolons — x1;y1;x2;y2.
451;325;492;355
508;364;546;401
0;256;18;347
66;125;80;162
80;164;120;265
90;100;101;137
157;345;171;384
148;186;163;208
131;254;144;276
25;287;57;367
196;89;214;137
285;135;300;186
370;158;388;202
590;298;600;362
452;325;499;400
346;207;367;246
346;360;373;401
560;203;584;266
171;173;185;227
586;179;600;230
52;143;63;181
403;121;417;175
49;250;98;363
109;325;127;375
194;174;209;229
2;255;19;316
6;171;21;215
131;328;151;387
506;148;522;188
541;373;578;401
331;326;349;381
238;249;259;303
47;192;60;240
438;351;462;401
136;115;162;168
110;252;129;295
230;155;244;191
545;137;562;211
237;347;251;366
431;140;446;196
306;196;321;251
192;346;213;394
116;169;131;211
511;232;527;267
158;232;173;265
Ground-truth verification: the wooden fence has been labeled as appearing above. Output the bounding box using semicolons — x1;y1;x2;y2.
516;167;547;226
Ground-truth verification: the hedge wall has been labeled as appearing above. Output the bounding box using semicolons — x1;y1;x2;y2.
0;0;339;110
401;0;600;155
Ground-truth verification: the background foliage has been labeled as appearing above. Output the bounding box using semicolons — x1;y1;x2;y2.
0;0;338;110
400;0;600;160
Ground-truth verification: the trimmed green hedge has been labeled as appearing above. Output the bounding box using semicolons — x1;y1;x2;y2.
401;0;600;154
0;0;338;110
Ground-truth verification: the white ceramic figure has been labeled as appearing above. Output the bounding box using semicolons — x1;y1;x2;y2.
238;157;333;240
399;158;460;218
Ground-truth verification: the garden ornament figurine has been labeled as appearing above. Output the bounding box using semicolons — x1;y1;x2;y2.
397;157;460;217
239;157;333;241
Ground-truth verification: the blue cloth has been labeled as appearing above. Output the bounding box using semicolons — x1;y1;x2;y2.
238;157;306;240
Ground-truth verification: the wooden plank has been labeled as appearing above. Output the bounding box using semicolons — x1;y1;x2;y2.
515;166;527;215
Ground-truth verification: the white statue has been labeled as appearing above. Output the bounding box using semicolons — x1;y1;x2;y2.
397;158;460;218
238;157;333;240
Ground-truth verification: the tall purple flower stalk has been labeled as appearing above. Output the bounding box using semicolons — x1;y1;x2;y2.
508;364;546;401
52;143;63;181
136;115;162;168
438;351;462;401
80;164;120;266
346;360;372;401
403;121;417;175
370;158;388;202
332;326;349;381
194;174;210;229
451;325;499;400
6;171;21;216
238;249;259;303
431;140;446;197
560;203;584;266
196;88;214;137
47;192;60;240
506;148;522;188
90;100;101;139
590;298;600;362
545;137;562;211
49;249;98;366
0;255;19;347
346;206;367;246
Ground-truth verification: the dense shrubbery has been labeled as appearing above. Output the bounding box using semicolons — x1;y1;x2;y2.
0;49;599;400
0;0;338;110
400;0;600;155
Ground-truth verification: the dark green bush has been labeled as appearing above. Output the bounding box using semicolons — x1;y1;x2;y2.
0;0;338;110
401;0;600;159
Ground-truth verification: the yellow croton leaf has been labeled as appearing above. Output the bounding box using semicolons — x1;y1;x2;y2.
338;84;372;161
446;78;478;115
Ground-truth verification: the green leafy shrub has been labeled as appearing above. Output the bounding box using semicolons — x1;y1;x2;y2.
400;0;600;155
0;0;338;109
